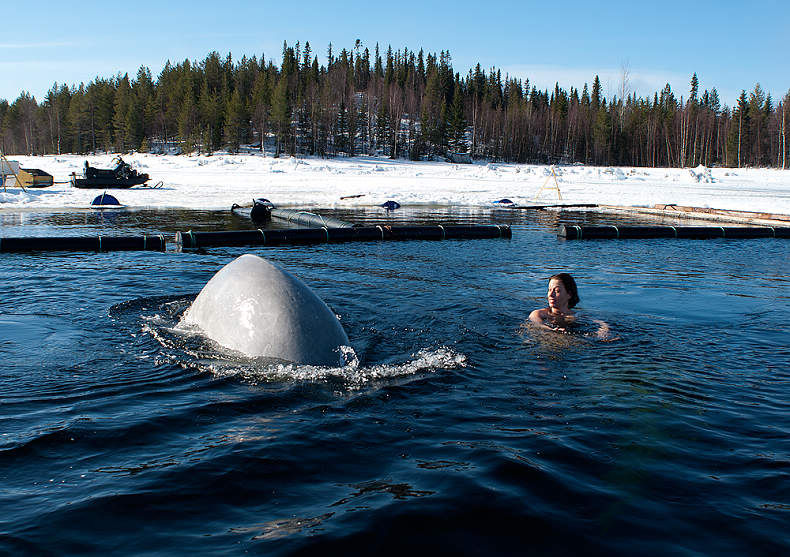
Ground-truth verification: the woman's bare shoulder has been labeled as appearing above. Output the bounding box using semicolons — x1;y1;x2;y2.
529;308;549;322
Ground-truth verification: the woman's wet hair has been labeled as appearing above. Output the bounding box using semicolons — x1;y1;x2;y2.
550;273;580;308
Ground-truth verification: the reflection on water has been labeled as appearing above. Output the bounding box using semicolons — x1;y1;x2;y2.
0;205;703;240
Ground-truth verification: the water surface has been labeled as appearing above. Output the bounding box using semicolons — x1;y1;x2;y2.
1;207;788;555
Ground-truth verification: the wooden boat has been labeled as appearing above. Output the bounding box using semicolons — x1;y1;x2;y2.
18;168;54;188
71;157;149;189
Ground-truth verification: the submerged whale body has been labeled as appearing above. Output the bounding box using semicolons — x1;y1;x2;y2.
180;254;349;366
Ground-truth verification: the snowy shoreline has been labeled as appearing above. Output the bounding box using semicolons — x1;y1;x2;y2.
2;152;789;215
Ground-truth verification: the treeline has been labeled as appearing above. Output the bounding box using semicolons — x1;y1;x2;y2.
1;40;788;169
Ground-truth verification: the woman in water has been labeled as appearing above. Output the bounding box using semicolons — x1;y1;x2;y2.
529;273;612;339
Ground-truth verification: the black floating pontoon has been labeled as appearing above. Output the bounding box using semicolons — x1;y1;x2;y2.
71;157;150;189
0;235;166;252
558;224;790;240
177;225;512;249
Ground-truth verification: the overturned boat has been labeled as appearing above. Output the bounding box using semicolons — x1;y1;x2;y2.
71;157;149;189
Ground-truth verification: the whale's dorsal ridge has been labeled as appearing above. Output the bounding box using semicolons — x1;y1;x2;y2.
180;254;349;366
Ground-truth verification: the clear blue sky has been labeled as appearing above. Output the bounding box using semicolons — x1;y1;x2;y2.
1;0;787;107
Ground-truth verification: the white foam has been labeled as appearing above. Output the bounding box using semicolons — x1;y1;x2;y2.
232;346;468;387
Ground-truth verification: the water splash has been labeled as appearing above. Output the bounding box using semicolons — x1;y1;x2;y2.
112;295;468;389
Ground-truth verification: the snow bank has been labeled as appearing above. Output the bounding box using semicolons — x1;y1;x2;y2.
1;153;788;215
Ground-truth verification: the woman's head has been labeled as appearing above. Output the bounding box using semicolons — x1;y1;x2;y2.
547;273;579;310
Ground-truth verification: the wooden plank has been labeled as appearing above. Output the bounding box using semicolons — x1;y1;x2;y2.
653;204;790;222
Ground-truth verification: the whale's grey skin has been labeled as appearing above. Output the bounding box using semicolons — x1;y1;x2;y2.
180;254;349;366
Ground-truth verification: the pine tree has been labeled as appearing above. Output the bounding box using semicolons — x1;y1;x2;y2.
125;98;144;150
726;90;749;167
271;74;291;157
421;68;442;154
66;84;89;153
581;83;590;106
113;74;133;151
592;106;610;164
592;75;602;109
709;88;721;113
133;65;155;146
198;77;222;152
690;73;699;104
374;43;383;78
384;45;394;84
449;80;467;153
251;70;271;153
223;88;246;152
302;42;312;72
178;93;198;152
748;83;766;165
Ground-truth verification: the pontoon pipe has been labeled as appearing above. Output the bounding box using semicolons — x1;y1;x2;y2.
0;235;167;252
176;225;511;249
558;225;790;240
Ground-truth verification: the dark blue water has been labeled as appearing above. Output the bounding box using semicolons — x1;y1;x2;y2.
1;208;789;555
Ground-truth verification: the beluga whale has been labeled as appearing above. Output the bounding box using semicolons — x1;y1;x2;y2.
179;254;350;366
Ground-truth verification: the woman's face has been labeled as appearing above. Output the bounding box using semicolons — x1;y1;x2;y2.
547;278;570;311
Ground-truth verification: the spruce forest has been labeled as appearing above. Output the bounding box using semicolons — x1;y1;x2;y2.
1;40;788;169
